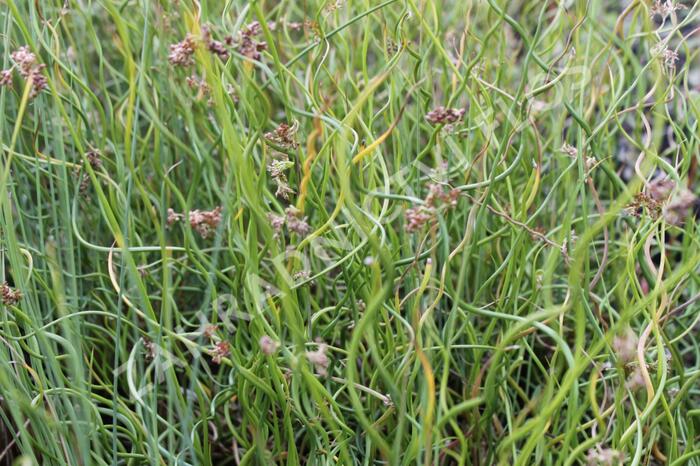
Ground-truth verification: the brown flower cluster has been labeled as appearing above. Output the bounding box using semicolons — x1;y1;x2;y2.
405;207;434;233
664;189;697;225
651;42;679;72
78;149;103;195
266;207;312;238
259;335;280;355
189;206;223;238
1;282;22;306
647;177;675;201
201;323;229;364
650;0;686;20
210;340;230;364
405;183;460;233
168;21;270;68
627;178;697;225
168;34;197;67
166;208;184;226
286;21;305;32
425;106;465;125
235;21;268;60
86;149;102;169
142;338;158;361
0;70;12;88
586;447;624;466
425;182;459;208
626;192;662;219
186;74;211;99
203;324;219;338
202;25;230;60
306;341;329;376
267;212;286;237
1;46;48;98
266;154;295;200
264;122;299;150
612;327;639;365
560;143;578;157
267;158;293;179
285;207;311;236
166;206;223;238
287;207;312;235
323;0;345;15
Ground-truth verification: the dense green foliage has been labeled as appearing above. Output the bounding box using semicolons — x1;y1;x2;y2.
1;0;699;464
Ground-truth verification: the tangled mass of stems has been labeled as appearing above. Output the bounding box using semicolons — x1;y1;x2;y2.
1;0;699;465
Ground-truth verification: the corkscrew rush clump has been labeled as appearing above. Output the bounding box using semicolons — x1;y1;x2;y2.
0;1;699;465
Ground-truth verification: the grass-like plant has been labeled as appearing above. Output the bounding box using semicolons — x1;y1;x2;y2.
1;0;699;464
